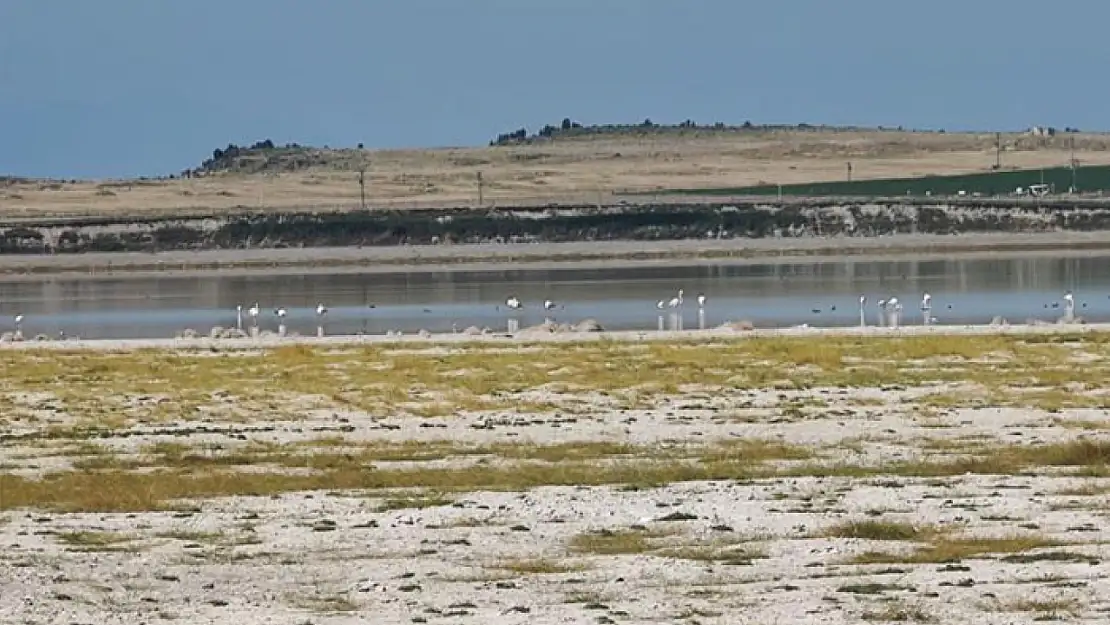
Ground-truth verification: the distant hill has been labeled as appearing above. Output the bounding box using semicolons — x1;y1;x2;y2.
487;119;914;146
8;124;1110;220
187;122;934;176
186;139;369;177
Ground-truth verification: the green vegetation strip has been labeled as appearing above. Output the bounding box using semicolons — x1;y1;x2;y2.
3;437;1110;513
1;332;1102;425
654;164;1110;197
1;332;1109;512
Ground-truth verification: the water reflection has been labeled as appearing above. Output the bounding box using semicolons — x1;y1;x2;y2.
0;254;1107;340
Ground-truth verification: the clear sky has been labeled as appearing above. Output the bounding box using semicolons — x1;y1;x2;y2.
2;0;1107;179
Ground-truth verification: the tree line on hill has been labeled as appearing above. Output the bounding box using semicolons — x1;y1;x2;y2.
482;118;905;146
189;139;297;175
490;118;770;145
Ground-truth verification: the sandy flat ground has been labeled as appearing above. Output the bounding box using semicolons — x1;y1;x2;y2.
4;230;1110;277
2;324;1110;625
4;129;1109;218
1;317;1108;350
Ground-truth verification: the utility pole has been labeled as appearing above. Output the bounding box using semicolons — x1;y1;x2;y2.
357;162;368;210
258;171;275;208
1037;168;1045;208
477;171;483;206
1070;136;1078;193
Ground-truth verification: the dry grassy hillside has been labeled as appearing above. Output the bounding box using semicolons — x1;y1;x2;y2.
2;129;1109;219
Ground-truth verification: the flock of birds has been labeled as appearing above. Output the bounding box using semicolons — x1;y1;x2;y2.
1;289;1087;339
653;289;707;311
502;290;709;314
499;288;1081;329
235;301;328;330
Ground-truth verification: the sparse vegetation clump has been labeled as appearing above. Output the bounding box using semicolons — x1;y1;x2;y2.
980;597;1083;619
570;528;672;556
821;520;935;542
287;594;360;614
862;602;936;622
55;530;136;552
490;558;584;575
569;527;764;565
373;493;455;512
852;534;1061;565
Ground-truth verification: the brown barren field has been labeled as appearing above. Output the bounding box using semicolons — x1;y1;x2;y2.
3;129;1110;219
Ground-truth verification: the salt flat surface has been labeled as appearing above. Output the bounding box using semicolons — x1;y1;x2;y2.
2;324;1109;624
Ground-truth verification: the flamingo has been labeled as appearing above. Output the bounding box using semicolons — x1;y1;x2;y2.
696;293;706;308
1063;291;1075;321
858;295;866;327
656;300;665;310
248;302;260;323
316;303;328;317
667;289;685;309
876;299;887;327
275;307;287;319
505;296;522;310
887;297;902;327
543;299;556;311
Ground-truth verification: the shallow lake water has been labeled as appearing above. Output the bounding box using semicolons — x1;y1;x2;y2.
0;254;1106;339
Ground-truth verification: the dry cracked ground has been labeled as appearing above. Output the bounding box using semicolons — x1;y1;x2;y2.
3;334;1110;624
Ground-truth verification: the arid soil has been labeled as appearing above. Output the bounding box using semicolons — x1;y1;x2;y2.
2;325;1110;624
3;129;1108;218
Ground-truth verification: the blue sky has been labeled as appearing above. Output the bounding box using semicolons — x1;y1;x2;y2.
1;0;1107;179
